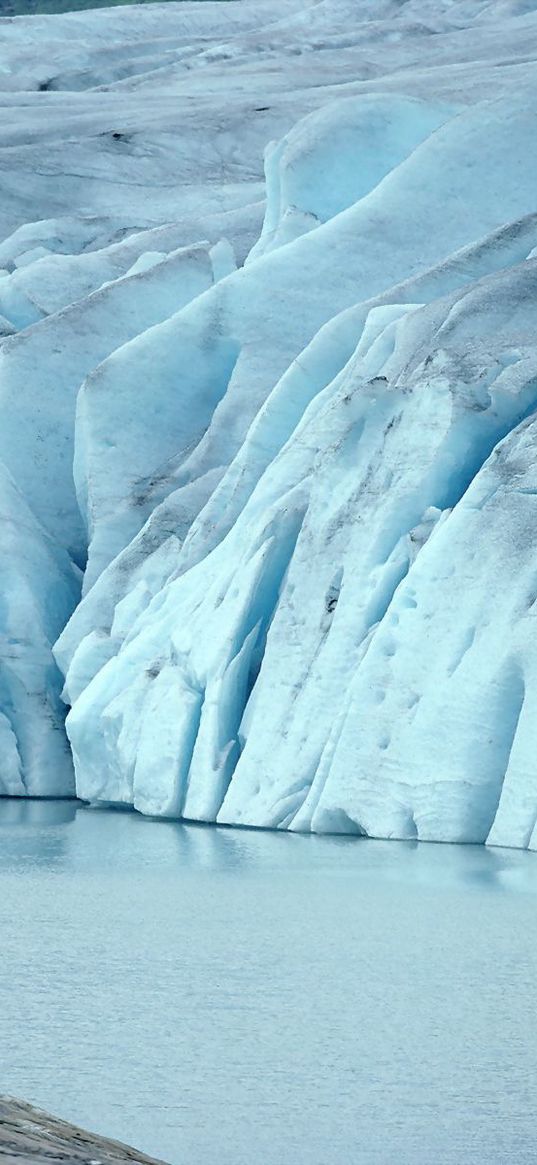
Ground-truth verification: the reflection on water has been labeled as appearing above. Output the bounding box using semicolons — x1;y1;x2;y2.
1;799;537;1165
0;796;536;894
0;798;78;827
0;797;78;868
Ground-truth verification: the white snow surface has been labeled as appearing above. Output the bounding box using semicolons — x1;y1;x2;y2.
2;0;537;846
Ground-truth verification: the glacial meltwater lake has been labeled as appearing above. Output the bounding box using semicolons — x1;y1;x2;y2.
1;801;537;1165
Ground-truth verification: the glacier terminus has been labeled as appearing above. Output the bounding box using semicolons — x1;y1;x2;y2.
1;0;537;849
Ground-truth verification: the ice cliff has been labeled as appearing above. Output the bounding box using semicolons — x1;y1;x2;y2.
2;0;537;848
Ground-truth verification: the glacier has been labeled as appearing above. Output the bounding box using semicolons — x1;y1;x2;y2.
2;0;537;847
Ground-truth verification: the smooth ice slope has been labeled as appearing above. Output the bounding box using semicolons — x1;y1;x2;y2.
248;94;454;260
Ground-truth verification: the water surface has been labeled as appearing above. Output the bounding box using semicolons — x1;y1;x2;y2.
1;800;537;1165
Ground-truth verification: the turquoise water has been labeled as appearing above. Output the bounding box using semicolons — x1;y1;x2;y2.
1;799;537;1165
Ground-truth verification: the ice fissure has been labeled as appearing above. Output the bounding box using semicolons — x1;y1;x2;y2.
3;0;537;848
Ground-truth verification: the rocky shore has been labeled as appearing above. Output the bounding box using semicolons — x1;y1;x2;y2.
0;1098;168;1165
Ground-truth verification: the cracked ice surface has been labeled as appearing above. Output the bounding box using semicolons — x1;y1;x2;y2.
3;0;537;844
